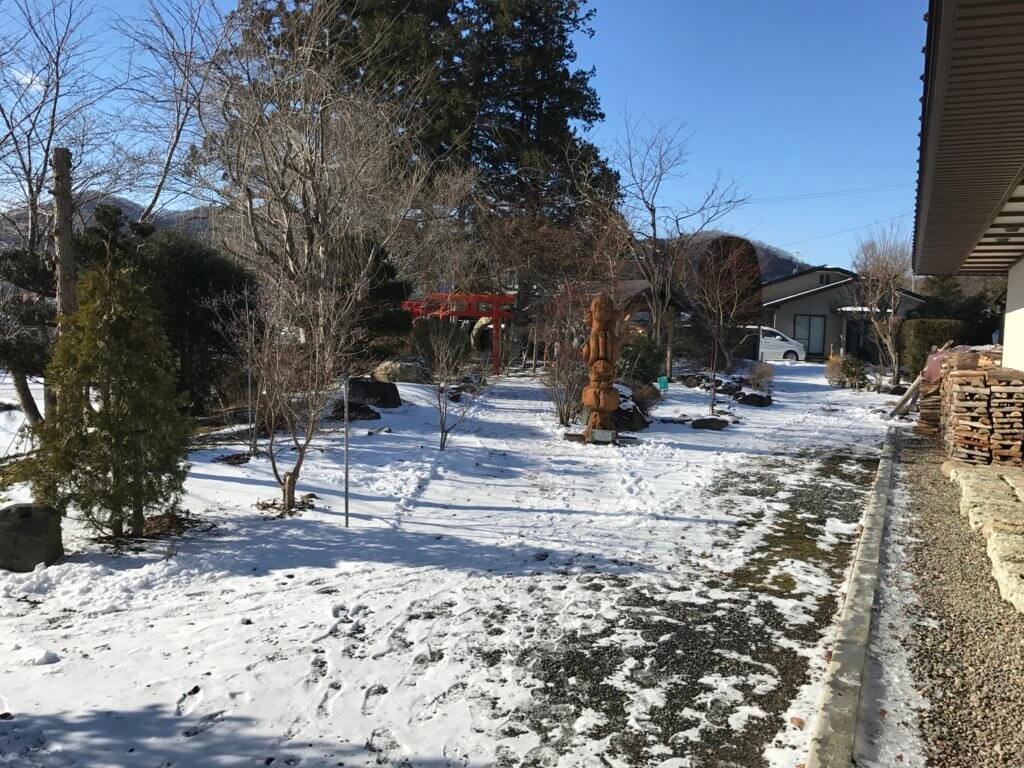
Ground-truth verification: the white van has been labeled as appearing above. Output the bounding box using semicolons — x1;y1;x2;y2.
742;326;806;362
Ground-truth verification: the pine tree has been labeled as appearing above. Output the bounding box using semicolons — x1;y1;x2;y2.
32;211;191;539
232;0;615;217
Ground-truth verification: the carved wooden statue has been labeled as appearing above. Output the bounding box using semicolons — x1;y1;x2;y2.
581;293;620;441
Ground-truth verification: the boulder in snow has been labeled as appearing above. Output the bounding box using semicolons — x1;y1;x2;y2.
330;400;381;421
735;392;772;407
614;404;651;432
691;417;729;431
348;378;401;408
0;504;63;573
372;359;429;384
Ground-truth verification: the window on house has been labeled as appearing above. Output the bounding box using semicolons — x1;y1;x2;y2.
819;274;832;285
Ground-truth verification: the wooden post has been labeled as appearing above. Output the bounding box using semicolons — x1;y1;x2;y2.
343;376;350;528
52;147;77;325
491;316;501;375
46;147;76;417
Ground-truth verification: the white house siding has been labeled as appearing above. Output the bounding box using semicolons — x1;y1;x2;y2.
1004;259;1024;371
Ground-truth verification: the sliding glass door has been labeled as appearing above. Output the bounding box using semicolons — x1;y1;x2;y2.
793;314;826;357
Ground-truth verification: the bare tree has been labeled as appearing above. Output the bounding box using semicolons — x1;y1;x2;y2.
413;317;487;451
0;0;135;422
847;225;913;386
117;0;224;222
250;279;352;510
543;338;588;426
193;1;441;507
680;236;763;413
614;115;746;377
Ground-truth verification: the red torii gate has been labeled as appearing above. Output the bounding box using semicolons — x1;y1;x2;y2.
400;293;516;374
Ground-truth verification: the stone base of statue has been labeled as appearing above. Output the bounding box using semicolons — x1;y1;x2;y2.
563;428;637;446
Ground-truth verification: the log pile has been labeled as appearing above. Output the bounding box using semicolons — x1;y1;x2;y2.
915;381;942;436
931;359;1024;466
942;369;991;464
987;369;1024;466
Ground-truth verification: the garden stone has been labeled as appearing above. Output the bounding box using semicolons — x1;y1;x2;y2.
347;378;401;408
614;404;650;432
372;360;428;384
0;504;64;572
330;401;381;421
736;392;772;407
691;417;729;430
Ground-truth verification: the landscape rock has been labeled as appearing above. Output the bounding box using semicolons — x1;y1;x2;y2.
0;504;63;573
691;417;729;431
716;381;742;396
348;378;401;408
631;383;662;413
735;392;772;407
329;400;381;421
372;360;428;384
614;403;651;432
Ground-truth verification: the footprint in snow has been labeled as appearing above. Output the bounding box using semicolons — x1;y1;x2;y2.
361;683;388;716
175;685;202;716
182;710;225;738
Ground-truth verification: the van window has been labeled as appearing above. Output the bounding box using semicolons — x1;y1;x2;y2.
762;329;783;340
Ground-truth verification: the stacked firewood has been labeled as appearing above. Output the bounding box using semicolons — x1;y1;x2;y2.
942;369;991;464
915;382;942;436
987;368;1024;466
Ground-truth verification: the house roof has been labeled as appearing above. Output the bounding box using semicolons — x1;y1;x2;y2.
763;277;857;307
760;265;857;287
914;0;1024;275
763;277;925;308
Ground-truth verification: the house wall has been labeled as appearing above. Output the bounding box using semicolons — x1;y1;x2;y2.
761;269;850;303
1004;259;1024;371
770;292;846;359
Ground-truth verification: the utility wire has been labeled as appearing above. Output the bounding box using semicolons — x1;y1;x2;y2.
781;212;912;248
745;182;912;205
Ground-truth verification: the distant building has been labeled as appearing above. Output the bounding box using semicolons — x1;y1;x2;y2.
761;266;923;361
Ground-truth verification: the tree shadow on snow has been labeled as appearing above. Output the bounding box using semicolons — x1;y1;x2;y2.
0;704;482;767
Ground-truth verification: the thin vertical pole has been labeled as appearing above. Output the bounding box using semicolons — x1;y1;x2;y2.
343;375;350;528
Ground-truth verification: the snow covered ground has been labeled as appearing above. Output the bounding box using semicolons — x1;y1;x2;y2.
1;364;893;767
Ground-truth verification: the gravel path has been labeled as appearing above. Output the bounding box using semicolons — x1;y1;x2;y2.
894;436;1024;767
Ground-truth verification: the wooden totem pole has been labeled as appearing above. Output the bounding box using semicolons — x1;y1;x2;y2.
581;293;621;442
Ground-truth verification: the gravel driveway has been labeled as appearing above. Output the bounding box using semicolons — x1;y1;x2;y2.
867;436;1024;767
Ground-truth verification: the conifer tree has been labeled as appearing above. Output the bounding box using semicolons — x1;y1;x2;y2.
32;208;191;538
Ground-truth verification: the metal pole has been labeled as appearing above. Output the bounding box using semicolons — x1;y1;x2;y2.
343;375;350;528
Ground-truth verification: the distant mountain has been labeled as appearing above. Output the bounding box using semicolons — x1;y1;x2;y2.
0;193;219;248
2;195;813;286
748;238;812;283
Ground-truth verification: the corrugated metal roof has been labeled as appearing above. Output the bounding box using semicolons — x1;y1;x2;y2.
914;0;1024;275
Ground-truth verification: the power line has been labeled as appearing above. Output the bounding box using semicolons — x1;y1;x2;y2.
746;183;913;205
781;212;912;248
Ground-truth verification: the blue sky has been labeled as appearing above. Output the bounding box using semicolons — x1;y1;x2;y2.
573;1;928;267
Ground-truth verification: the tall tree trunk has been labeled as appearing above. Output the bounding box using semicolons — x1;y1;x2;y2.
47;147;77;416
11;370;43;426
665;314;674;379
131;505;145;538
282;471;296;511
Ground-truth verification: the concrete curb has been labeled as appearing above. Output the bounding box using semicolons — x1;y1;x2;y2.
805;428;900;768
